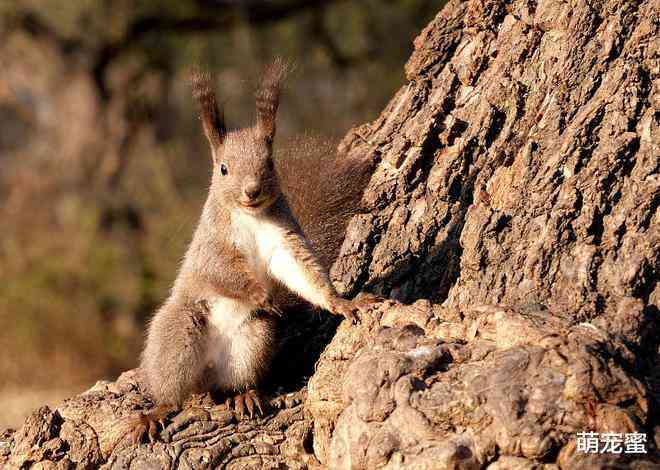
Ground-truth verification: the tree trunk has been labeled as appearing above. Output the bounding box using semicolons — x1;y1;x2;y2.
2;0;658;468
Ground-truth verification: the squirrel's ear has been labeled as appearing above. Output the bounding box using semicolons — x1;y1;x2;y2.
256;58;289;144
191;70;226;156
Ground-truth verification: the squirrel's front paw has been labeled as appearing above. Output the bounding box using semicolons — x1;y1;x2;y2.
249;286;282;316
329;293;384;324
354;292;386;308
328;297;361;324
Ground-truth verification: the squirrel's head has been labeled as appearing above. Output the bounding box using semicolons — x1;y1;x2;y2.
192;60;288;215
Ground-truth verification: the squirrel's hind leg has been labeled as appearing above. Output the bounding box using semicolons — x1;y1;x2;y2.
141;298;211;406
122;299;211;446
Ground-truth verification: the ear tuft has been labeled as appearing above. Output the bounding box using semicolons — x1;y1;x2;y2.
256;58;291;143
191;68;226;151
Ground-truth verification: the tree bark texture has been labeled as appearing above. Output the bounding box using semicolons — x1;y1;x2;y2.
2;0;659;468
332;0;658;329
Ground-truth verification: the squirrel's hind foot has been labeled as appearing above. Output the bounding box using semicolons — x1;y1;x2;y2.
225;389;264;420
127;404;177;444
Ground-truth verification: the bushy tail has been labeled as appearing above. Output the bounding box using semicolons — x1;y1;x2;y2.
276;134;375;270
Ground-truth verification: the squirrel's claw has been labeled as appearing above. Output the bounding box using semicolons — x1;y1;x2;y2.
330;292;385;325
329;297;361;324
248;389;264;416
226;389;265;420
235;394;246;419
249;287;282;317
345;309;360;325
147;419;159;443
330;293;384;324
129;420;147;446
245;394;255;418
263;301;283;317
126;404;175;445
355;292;385;306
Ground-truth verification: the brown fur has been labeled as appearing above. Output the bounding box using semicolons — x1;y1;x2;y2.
140;60;373;408
191;70;226;152
276;135;375;269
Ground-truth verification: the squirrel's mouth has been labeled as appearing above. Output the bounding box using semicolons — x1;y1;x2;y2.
239;196;275;211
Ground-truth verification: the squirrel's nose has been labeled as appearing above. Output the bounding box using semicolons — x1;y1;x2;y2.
243;182;261;200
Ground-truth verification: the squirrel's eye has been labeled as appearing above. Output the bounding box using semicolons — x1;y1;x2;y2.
220;163;228;176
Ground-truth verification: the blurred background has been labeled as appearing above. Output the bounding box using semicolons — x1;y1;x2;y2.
0;0;444;428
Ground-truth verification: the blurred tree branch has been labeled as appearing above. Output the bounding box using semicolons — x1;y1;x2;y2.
8;0;341;100
310;7;354;68
93;0;342;99
5;0;344;195
9;10;81;56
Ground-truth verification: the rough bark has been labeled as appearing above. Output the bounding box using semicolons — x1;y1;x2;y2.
332;0;658;329
2;0;659;468
308;301;654;468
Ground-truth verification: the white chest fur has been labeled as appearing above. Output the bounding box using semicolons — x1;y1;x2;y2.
230;210;285;272
204;210;331;391
231;210;331;310
202;212;289;390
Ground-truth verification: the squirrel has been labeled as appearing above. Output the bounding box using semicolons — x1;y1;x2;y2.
128;60;377;443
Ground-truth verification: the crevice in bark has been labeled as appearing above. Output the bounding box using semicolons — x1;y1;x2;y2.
630;65;653;131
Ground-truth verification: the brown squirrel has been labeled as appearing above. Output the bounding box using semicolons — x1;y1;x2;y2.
129;60;376;442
